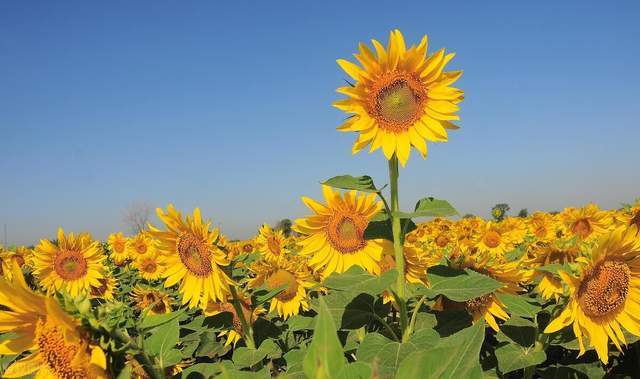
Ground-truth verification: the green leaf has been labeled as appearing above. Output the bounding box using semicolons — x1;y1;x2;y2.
322;175;381;193
337;361;373;379
138;309;185;330
284;348;307;378
286;315;316;331
364;219;417;241
419;265;503;301
396;321;486;379
495;293;541;318
303;297;347;379
536;263;572;275
495;316;537;347
195;332;229;358
323;266;397;295
233;347;267;368
394;197;458;219
319;292;390;330
355;329;440;377
144;318;179;368
252;284;287;306
495;343;546;374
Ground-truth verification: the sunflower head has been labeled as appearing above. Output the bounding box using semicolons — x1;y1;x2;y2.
108;232;130;266
334;30;463;166
256;224;288;262
131;286;173;315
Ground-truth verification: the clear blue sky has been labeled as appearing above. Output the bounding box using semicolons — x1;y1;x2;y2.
1;1;639;245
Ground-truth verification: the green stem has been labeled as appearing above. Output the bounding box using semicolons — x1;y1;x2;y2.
372;313;400;342
404;296;427;341
113;329;164;379
388;155;408;336
230;285;256;350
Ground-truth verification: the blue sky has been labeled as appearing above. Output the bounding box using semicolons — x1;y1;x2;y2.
1;1;639;245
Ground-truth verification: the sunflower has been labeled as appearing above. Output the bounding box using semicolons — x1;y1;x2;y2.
473;222;515;258
131;286;173;315
544;225;640;364
434;249;524;331
0;265;108;378
204;293;265;347
248;256;315;319
334;29;464;166
133;251;165;281
108;232;129;266
560;204;613;242
89;273;117;301
294;185;393;276
523;242;580;301
32;228;106;297
0;248;26;280
149;204;233;309
527;212;561;242
126;232;156;261
255;224;288;262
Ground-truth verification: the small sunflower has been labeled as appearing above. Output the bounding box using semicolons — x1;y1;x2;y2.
133;251;165;281
334;29;463;166
149;204;233;309
248;257;315;319
126;232;157;261
294;185;393;276
131;286;173;315
0;265;108;378
560;204;613;242
108;232;129;266
89;273;118;301
544;225;640;364
473;222;515;257
32;228;106;297
255;224;288;262
434;250;524;331
204;293;265;347
0;247;27;280
527;212;561;242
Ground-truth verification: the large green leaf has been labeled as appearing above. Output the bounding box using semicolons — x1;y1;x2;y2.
318;292;391;330
495;343;546;374
363;219;417;241
495;293;541;318
419;265;503;301
396;321;486;379
138;309;185;330
303;297;347;378
322;175;382;193
323;266;397;295
144;318;179;368
356;328;440;377
394;197;458;219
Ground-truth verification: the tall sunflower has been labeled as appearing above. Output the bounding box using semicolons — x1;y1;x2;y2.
0;265;108;378
32;228;106;297
149;204;233;309
334;29;463;166
544;225;640;364
294;185;393;276
248;256;315;319
108;232;129;266
255;224;288;262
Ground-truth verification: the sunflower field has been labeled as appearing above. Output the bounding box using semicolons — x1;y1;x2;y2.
2;30;640;379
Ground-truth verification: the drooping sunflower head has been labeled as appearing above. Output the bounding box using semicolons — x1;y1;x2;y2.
545;225;640;364
255;224;288;262
294;185;393;276
523;241;580;300
108;232;129;266
204;291;265;347
248;256;315;319
0;265;108;379
131;286;173;315
89;273;118;301
149;204;233;309
0;248;28;280
334;29;463;166
32;228;106;297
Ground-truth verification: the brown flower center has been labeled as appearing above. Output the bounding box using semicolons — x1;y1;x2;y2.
483;230;501;249
54;250;88;280
326;214;368;254
36;318;87;378
367;72;427;133
135;240;148;255
242;243;254;253
113;240;126;253
578;260;630;318
267;269;299;301
177;232;212;277
141;259;158;273
571;219;592;239
465;294;492;314
435;234;449;248
630;211;640;230
90;278;110;297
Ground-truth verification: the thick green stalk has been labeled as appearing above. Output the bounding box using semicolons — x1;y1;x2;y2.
388;155;409;336
388;155;405;299
229;285;256;350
